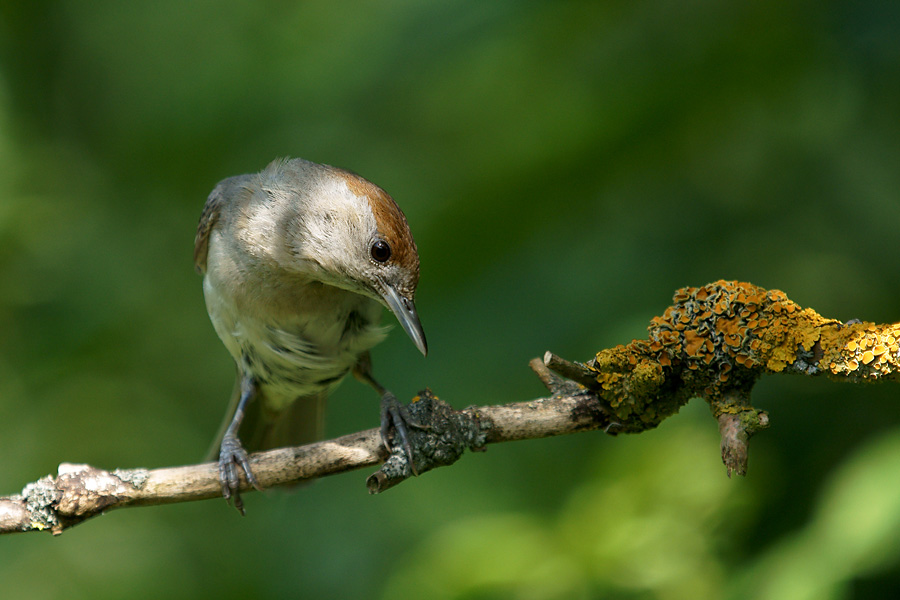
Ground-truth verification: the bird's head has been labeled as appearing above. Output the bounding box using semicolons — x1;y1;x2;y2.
257;158;427;356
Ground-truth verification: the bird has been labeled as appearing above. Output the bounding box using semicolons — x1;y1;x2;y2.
193;157;427;513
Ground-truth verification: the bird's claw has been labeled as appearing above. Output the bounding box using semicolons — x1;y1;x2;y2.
218;434;262;515
380;393;424;476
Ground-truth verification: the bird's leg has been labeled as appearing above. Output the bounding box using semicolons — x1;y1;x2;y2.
353;352;421;475
219;373;263;514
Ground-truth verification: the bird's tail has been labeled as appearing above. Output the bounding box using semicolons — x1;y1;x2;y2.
205;382;327;460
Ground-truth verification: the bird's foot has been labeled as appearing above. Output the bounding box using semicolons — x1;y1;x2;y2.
218;434;262;515
380;392;427;476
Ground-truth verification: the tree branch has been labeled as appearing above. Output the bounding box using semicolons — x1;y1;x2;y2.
0;387;613;535
2;280;896;535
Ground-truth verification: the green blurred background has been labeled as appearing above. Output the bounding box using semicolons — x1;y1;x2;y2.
2;1;900;598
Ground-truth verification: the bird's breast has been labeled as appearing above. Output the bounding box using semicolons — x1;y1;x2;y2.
203;267;387;411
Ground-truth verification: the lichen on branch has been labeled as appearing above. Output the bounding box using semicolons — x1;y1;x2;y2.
546;280;900;476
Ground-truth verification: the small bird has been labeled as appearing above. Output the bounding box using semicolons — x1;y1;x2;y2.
194;157;427;512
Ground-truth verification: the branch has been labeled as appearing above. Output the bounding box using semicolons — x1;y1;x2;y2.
3;280;896;535
0;387;614;535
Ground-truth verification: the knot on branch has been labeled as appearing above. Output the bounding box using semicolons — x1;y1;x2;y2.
367;389;488;494
718;410;769;477
709;388;770;476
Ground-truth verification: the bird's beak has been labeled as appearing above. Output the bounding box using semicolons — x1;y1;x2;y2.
381;285;428;356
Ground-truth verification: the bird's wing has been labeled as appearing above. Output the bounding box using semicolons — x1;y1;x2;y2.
193;174;252;273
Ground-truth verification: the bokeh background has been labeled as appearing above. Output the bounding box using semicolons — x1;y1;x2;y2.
2;1;900;598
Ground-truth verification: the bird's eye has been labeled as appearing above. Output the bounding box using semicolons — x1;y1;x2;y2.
371;240;391;263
